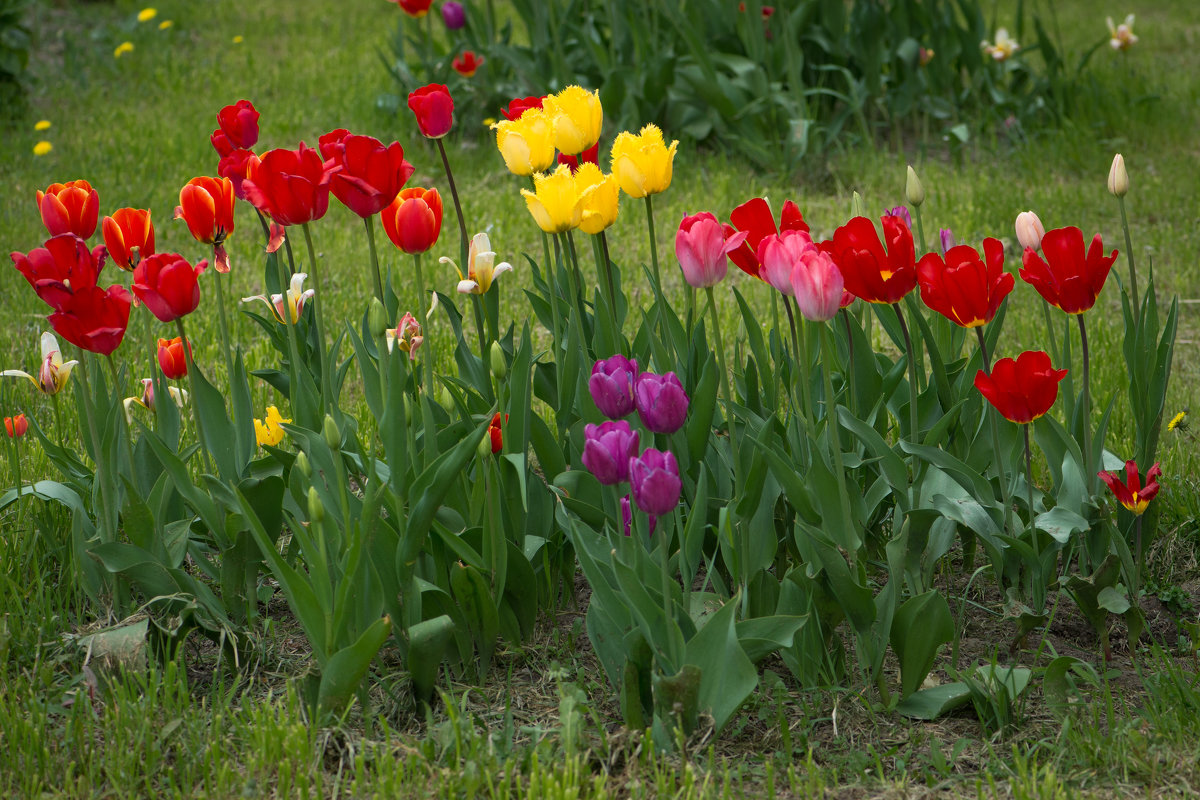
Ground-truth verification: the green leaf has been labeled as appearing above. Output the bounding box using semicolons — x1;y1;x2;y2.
684;596;758;732
317;615;392;716
895;682;972;720
406;614;455;703
1097;585;1131;615
1034;506;1089;544
890;591;954;698
735;614;808;664
402;416;489;565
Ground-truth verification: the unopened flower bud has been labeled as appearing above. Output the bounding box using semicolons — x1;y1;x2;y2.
905;165;925;207
307;486;324;524
295;450;312;478
439;387;453;412
489;341;507;379
1108;153;1129;198
368;297;388;340
1014;210;1045;252
323;414;340;450
477;433;492;458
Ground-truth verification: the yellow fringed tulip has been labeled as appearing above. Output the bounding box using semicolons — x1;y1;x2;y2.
610;124;678;199
493;109;556;177
255;406;290;447
574;163;619;235
521;165;583;234
542;86;603;156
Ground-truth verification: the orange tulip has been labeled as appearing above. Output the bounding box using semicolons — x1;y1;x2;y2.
102;207;155;271
176;176;236;272
37;180;99;239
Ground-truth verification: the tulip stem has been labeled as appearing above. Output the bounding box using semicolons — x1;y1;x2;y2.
976;327;1014;541
1023;424;1043;612
783;301;811;431
363;215;388;318
564;231;588;340
176;318;213;473
841;309;856;417
412;252;436;396
276;232;308;425
895;303;920;443
705;286;740;480
599;231;619;338
302;223;334;414
436;138;470;268
1118;196;1139;326
645;195;672;364
1077;314;1093;491
1040;299;1060;367
211;269;237;395
104;354;138;483
819;323;855;566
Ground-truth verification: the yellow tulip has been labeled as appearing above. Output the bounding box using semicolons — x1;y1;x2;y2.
610;124;678;199
542;86;603;156
574;163;619;235
521;165;582;234
493;109;556;177
255;406;290;447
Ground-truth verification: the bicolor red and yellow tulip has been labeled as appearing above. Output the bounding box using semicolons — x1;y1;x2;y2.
381;187;443;254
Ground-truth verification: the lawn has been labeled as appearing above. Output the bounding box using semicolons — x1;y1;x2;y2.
2;0;1200;797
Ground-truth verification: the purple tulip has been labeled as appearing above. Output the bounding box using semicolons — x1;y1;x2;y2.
634;371;689;434
884;205;912;229
442;1;466;29
589;354;639;419
581;421;640;485
629;448;681;517
938;228;956;256
621;494;657;537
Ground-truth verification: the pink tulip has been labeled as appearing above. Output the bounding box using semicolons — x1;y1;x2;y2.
675;212;746;289
756;229;815;296
791;247;844;322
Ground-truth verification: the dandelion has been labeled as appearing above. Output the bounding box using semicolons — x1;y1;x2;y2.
1108;14;1138;51
34;120;50;131
1168;410;1187;432
33;141;52;156
137;7;157;22
232;35;244;44
159;20;173;29
114;41;134;58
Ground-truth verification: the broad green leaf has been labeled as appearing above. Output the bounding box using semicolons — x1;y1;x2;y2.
684;596;757;733
406;614;455;703
317;615;392;716
895;682;972;720
890;590;954;698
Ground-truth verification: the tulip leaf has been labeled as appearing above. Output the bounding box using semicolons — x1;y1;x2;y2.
402;416;488;565
188;362;238;480
891;590;954;698
1034;506;1089;544
317;615;392;716
684;596;757;732
895;682;972;720
735;614;809;664
406;614;455;703
449;562;500;676
686;354;719;465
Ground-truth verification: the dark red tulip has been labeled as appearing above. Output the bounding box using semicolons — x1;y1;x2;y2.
47;284;132;356
558;142;600;174
11;233;107;311
917;237;1013;328
318;129;415;218
408;84;454;139
132;252;208;322
974;350;1067;424
502;95;544;121
1019;226;1118;314
242;143;338;227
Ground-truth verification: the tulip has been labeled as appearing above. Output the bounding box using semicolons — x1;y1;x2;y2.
132;252;208;322
102;208;155;271
629;448;681;517
493;109;556;177
390;0;433;17
974;350;1067;424
1108;153;1129;198
1014;211;1045;252
452;51;484;78
501;95;544;121
2;332;79;395
581;420;640;485
241;271;315;324
883;205;911;228
634;371;689;434
828;215;917;305
1099;459;1160;515
442;1;465;28
489;341;507;379
408;84;454;139
4;414;28;439
725;196;810;279
673;212;743;289
542;85;603;156
215;99;259;150
610;124;678;198
983;28;1018;60
254;405;290;447
442;232;512;294
385;312;423;359
36;180;100;240
521;165;582;234
124;378;188;423
574;162;620;235
12;233;108;311
176;176;236;271
218;148;256;201
558;142;600;174
938;229;956;255
905;165;925;207
211;129;235;158
487;412;504;454
1019;227;1118;314
1107;14;1137;51
589;355;639;419
381;187;443;254
790;246;845;322
242;143;338;227
157;336;190;379
756;228;816;296
917;238;1014;328
318;129;416;218
47;284;133;356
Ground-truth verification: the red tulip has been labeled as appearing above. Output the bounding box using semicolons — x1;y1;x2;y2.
36;180;100;239
1099;460;1162;515
4;414;28;439
917;238;1014;328
157;336;191;379
216;99;259;149
502;96;544;121
557;142;600;174
408;84;454;139
318;129;415;218
132;252;208;322
218;148;256;201
210;129;235;158
242;144;338;227
102;208;155;271
974;350;1067;424
828;215;917;304
11;233;107;311
47;284;133;356
1019;227;1118;315
389;0;434;16
488;412;504;454
381;187;443;254
452;51;484;77
724;197;809;280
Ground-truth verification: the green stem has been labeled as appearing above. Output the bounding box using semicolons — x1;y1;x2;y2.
436;138;470;267
895;303;919;443
705;286;740;480
277;230;306;422
598;230;619;337
104;354;137;483
1118;196;1139;325
1023;424;1042;611
783;301;810;430
175;318;213;473
471;294;488;361
302;223;334;413
1041;299;1061;367
977;327;1013;540
211;268;237;396
563;231;588;345
364;215;387;315
1077;314;1092;492
645;195;671;363
819;323;855;566
412;252;435;396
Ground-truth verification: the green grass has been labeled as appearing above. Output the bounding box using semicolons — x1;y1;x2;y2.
3;0;1200;796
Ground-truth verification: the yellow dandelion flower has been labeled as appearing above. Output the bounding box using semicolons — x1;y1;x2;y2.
33;141;53;156
137;7;157;22
159;20;173;29
232;35;244;44
114;41;134;58
1168;411;1187;432
34;120;50;131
